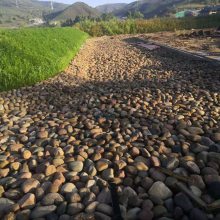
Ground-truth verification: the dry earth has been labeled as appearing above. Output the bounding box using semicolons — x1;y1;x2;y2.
143;30;220;61
0;35;220;220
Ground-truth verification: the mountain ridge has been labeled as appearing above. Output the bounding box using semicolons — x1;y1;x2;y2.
0;0;218;27
96;3;127;14
47;2;101;21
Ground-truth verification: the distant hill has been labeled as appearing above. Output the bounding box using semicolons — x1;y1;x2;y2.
1;0;217;27
96;3;127;14
0;0;68;27
113;0;184;18
174;0;220;11
47;2;101;21
113;0;219;18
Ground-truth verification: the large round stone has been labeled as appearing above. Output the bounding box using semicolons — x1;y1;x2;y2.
148;181;172;200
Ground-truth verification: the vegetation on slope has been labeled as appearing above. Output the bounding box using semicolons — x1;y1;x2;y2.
0;0;68;27
174;0;220;12
0;28;88;91
1;0;219;27
75;14;220;36
46;2;100;22
113;0;220;18
95;3;127;14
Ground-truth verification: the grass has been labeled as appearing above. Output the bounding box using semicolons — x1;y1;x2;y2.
0;27;88;91
75;14;220;37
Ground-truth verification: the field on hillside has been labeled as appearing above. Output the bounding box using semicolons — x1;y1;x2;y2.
75;14;220;37
176;3;206;9
0;28;88;91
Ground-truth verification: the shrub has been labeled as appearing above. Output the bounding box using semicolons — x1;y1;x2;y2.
75;14;220;37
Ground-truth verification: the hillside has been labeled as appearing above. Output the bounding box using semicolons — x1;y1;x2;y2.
96;3;127;14
0;0;68;27
47;2;101;21
113;0;219;18
175;0;220;10
113;0;182;18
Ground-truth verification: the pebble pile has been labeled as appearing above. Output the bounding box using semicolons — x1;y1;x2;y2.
0;35;220;220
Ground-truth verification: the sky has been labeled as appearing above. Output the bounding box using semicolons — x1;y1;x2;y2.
46;0;133;7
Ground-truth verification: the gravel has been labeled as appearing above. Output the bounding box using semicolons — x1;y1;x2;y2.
0;35;219;219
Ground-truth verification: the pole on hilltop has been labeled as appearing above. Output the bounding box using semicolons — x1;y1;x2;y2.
16;0;19;8
51;0;54;11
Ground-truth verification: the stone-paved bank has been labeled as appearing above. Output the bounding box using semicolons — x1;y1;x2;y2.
0;35;220;220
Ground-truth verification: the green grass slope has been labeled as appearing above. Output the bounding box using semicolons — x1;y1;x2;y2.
0;28;88;91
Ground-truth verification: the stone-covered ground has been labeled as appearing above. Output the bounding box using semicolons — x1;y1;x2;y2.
0;35;220;220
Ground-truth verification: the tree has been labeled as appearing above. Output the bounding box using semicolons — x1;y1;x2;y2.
61;19;74;27
128;11;144;19
101;13;115;21
74;16;82;24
